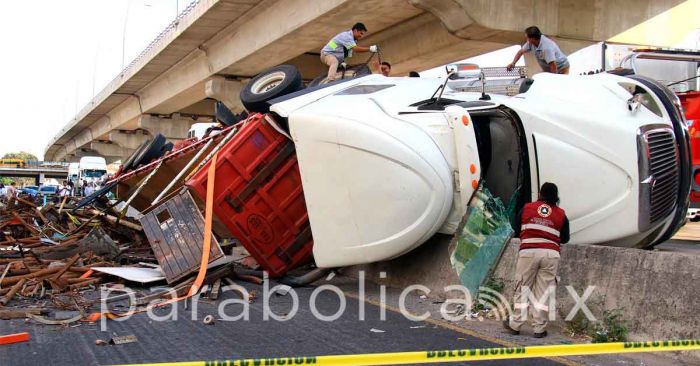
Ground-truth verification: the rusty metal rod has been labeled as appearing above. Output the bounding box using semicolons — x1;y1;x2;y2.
184;125;238;182
51;254;80;281
151;137;215;206
119;160;164;219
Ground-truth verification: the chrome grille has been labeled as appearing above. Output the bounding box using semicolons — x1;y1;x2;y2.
639;127;679;228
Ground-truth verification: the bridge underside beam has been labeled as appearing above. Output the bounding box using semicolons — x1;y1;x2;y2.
89;142;134;162
108;130;150;151
46;0;425;160
138;114;195;142
46;0;685;160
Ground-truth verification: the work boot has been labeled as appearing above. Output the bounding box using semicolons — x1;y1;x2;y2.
533;330;548;338
502;320;519;335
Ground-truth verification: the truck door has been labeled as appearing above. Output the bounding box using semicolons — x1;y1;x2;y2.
445;106;482;210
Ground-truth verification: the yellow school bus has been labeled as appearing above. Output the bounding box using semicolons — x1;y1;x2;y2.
0;159;25;168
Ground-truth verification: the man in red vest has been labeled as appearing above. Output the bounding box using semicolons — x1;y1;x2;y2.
503;182;569;338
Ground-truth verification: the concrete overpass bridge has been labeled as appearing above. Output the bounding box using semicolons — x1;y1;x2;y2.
0;166;69;185
44;0;686;162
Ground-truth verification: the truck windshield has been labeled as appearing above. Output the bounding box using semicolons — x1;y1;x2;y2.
83;170;106;178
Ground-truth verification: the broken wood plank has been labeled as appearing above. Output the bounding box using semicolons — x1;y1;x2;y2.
66;278;99;290
0;267;62;287
210;278;222;300
34;208;48;224
39;203;54;215
87;210;142;231
0;278;27;305
11;212;39;235
51;254;80;281
15;197;36;208
0;308;46;320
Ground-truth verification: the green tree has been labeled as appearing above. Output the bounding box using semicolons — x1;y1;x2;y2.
2;151;38;161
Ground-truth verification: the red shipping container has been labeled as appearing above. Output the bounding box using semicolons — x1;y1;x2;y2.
186;115;313;277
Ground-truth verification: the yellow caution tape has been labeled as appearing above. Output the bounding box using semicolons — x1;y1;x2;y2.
115;339;700;366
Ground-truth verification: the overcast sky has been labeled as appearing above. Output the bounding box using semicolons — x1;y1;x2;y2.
0;0;188;160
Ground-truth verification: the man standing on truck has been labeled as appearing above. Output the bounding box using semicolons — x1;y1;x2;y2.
507;26;570;74
504;182;570;338
321;23;378;81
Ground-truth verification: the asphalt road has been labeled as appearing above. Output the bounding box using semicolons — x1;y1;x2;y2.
0;283;566;366
5;223;698;366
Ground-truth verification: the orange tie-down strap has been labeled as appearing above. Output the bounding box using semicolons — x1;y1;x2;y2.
85;154;219;323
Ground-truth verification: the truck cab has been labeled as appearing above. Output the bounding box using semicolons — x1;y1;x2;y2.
68;162;79;188
264;66;689;267
617;48;700;220
78;156;107;190
187;123;219;140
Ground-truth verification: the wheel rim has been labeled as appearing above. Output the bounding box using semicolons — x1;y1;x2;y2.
250;71;286;95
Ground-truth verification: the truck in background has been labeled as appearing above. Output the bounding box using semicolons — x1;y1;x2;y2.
77;156;107;193
68;162;79;188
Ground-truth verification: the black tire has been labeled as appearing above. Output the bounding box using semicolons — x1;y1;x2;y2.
131;133;166;169
307;75;329;88
215;101;237;126
351;64;372;77
160;142;174;156
308;64;371;88
121;138;150;173
240;65;303;113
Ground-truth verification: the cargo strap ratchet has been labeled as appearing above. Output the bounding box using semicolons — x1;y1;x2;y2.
84;153;219;323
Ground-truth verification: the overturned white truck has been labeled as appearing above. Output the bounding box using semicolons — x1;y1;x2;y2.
238;64;690;269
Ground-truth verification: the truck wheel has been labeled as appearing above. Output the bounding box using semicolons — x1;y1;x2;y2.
121;139;150;173
307;75;329;88
240;65;303;113
160;142;174;156
131;134;167;169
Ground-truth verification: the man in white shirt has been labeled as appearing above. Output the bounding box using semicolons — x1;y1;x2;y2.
84;182;95;197
507;26;570;74
5;182;17;199
58;181;71;197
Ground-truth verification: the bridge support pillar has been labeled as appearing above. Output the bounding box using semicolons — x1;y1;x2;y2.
138;114;194;142
108;130;150;150
37;173;45;186
204;77;245;113
89;142;134;162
